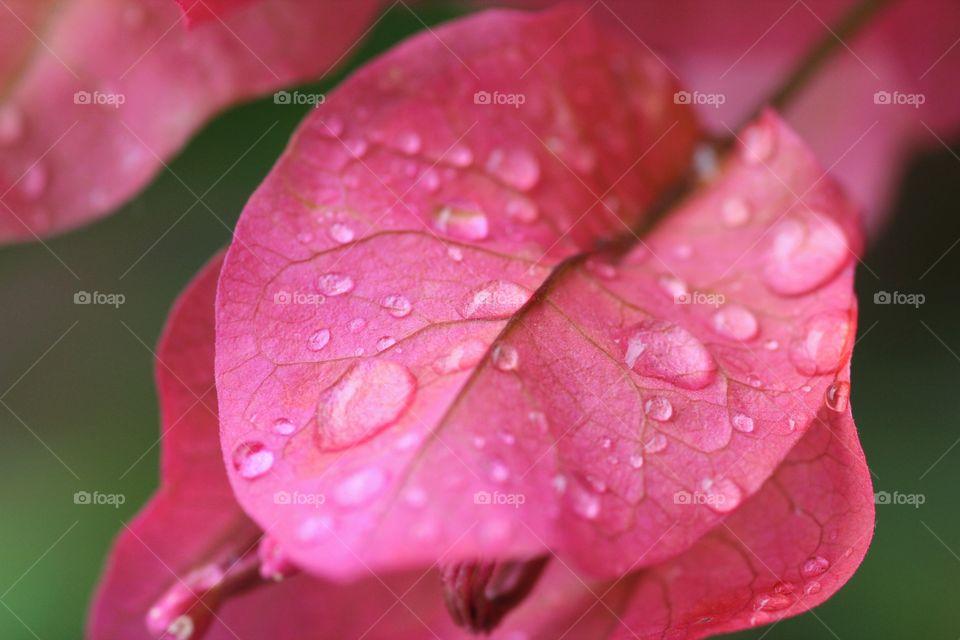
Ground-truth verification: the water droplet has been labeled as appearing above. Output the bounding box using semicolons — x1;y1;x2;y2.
505;197;539;223
486;148;540;191
0;105;24;144
753;592;792;612
528;411;549;434
711;305;759;341
763;215;849;296
19;163;47;200
328;223;355;244
447;145;474;167
491;343;519;371
499;431;516;446
644;432;667;453
764;339;780;351
375;336;397;352
380;294;412;318
447;246;464;262
316;360;416;451
789;311;850;375
434;202;489;240
699;477;742;513
321;116;344;137
345;139;367;157
629;454;644;469
552;474;568;493
432;337;486;375
232;441;274;479
334;467;386;506
721;196;750;227
272;418;297;435
804;581;822;595
740;122;776;165
459;280;531;319
600;437;612;449
624;320;717;389
490;461;510;483
297;231;314;244
732;413;755;433
824;381;850;412
421;169;440;192
316;272;354;296
571;485;601;520
307;328;331;352
801;555;830;578
644;396;673;422
396;131;421;154
657;275;688;302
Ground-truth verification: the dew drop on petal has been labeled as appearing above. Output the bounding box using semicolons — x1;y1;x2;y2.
334;467;387;506
629;454;644;469
753;592;792;612
316;272;354;296
272;418;297;436
433;202;489;240
571;485;601;520
789;311;850;375
459;280;531;319
644;432;667;453
490;461;510;483
624;320;717;390
380;294;412;318
721;196;751;227
375;336;397;352
491;343;519;371
657;275;688;301
486;148;541;191
644;396;673;422
232;441;274;479
740;121;776;165
505;197;539;223
447;145;474;167
307;328;331;352
804;581;822;595
447;246;464;262
700;477;742;513
432;337;487;375
328;223;355;244
19;162;47;200
824;381;850;412
711;305;759;341
316;360;416;451
801;555;830;578
396;131;421;154
732;413;755;433
763;215;849;296
764;339;780;351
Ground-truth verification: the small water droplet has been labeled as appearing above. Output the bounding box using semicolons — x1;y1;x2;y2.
272;418;297;435
396;131;421;154
0;105;25;144
624;320;717;390
801;555;830;578
585;257;617;279
486;148;540;191
804;581;822;595
232;441;274;479
447;246;464;262
432;337;486;375
345;139;367;157
380;294;412;318
528;411;549;434
711;305;759;341
322;116;344;137
307;328;331;352
644;396;674;422
721;196;751;227
375;336;397;352
316;360;416;451
490;461;510;483
600;437;612;449
505;197;539;223
499;430;516;446
740;122;776;165
571;485;601;520
491;343;519;371
316;272;354;296
764;339;780;351
644;432;667;453
434;202;489;240
658;275;688;302
19;163;47;200
753;592;792;612
473;435;487;449
334;467;386;506
459;280;531;319
732;413;755;433
329;223;355;244
421;168;440;192
447;145;474;167
824;381;850;412
297;231;314;244
629;454;644;469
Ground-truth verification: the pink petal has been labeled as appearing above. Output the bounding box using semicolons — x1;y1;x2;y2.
215;5;698;581
0;0;380;242
174;0;257;25
87;254;461;640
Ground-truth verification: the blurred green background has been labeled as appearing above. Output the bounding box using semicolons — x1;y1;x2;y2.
1;4;958;639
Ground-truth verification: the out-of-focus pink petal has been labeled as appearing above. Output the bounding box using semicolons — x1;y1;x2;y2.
0;0;380;243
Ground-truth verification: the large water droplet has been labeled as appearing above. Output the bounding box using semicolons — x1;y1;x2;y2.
380;294;412;318
316;360;416;451
307;328;331;352
328;223;355;244
232;441;274;479
432;337;487;375
624;320;717;389
434;202;489;240
801;555;830;578
316;272;354;296
334;467;387;506
0;105;24;144
486;148;540;191
491;343;519;371
711;305;759;341
789;311;850;375
644;396;673;422
824;381;850;412
459;280;531;319
763;215;849;296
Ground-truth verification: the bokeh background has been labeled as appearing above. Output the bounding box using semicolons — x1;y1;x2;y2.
1;4;958;639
